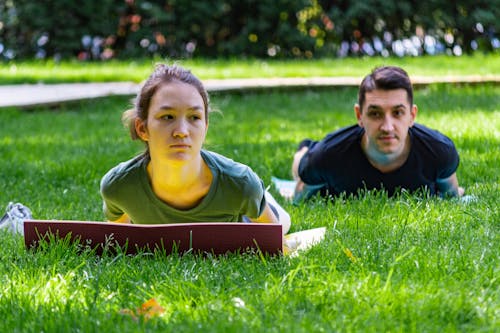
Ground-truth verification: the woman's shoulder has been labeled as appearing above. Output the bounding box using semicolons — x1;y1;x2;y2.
202;150;251;174
100;155;147;190
202;150;262;186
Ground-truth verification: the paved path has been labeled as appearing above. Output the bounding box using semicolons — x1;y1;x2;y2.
1;75;498;108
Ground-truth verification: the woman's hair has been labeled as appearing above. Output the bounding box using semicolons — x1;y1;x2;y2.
358;66;413;111
122;64;210;142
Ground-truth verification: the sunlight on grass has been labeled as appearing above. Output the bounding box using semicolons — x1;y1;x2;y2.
0;84;498;332
1;54;499;83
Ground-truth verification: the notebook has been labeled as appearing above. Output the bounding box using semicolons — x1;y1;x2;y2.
23;220;283;255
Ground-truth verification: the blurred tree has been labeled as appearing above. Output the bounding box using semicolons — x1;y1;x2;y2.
117;0;312;58
414;0;500;53
2;0;122;59
1;0;498;60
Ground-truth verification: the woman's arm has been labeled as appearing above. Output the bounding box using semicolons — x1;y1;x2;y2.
109;213;132;224
250;203;279;224
248;191;291;234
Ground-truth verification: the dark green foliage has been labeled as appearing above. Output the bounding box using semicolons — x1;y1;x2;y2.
0;0;499;60
0;0;123;59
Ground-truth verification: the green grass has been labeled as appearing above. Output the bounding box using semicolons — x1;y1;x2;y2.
0;84;499;332
0;53;499;83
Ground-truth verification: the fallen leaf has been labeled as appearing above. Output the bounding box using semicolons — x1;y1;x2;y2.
343;247;357;263
138;298;165;319
120;298;165;321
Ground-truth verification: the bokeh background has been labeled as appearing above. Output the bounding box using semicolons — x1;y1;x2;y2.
1;0;498;61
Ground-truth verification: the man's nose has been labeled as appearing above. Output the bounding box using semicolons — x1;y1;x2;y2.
380;115;394;132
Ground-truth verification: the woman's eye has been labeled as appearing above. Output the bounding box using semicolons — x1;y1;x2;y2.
161;114;174;120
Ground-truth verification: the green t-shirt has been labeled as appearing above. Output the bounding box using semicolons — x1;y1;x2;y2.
100;150;266;224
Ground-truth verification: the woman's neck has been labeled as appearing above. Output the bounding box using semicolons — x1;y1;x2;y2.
146;154;213;210
147;155;204;189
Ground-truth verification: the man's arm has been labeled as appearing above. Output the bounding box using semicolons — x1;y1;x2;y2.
292;146;309;181
292;146;309;197
291;146;325;202
436;172;465;197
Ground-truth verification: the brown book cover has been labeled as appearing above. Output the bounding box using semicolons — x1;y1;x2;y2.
24;220;283;255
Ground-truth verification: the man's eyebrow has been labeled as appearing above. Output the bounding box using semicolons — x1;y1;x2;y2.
366;104;407;110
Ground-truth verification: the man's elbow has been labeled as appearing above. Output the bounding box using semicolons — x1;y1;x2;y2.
437;185;464;198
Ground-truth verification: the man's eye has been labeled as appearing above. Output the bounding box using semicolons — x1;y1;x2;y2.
394;110;404;116
190;115;202;121
368;112;381;118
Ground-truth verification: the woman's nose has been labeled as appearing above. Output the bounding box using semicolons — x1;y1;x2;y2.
173;119;189;138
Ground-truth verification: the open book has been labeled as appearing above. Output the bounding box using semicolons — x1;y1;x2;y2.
24;220;283;255
24;219;326;257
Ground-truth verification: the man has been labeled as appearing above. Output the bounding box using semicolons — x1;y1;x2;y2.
292;66;464;201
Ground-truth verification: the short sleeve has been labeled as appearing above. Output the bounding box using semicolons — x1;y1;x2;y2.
298;144;326;185
239;171;266;219
436;137;460;179
100;170;125;221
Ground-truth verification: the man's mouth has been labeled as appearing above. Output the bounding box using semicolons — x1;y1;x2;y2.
378;135;396;142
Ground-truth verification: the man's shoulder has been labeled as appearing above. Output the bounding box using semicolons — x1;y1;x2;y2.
319;124;363;152
410;123;458;162
303;125;363;171
411;123;455;147
325;124;363;139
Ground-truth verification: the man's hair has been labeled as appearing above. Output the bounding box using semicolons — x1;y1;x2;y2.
358;66;413;111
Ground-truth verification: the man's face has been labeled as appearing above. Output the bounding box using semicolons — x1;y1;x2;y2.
355;88;417;159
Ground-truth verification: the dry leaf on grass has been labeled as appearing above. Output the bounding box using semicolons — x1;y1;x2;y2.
120;298;165;321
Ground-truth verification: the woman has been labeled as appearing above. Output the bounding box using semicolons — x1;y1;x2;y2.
100;64;290;234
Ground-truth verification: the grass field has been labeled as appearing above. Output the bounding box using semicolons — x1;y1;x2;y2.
0;76;499;330
0;53;499;83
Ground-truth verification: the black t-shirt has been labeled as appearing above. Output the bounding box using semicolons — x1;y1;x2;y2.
298;123;459;197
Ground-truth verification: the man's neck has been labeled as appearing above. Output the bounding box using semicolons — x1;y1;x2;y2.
362;135;411;173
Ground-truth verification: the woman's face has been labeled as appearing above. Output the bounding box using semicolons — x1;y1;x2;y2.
136;81;208;164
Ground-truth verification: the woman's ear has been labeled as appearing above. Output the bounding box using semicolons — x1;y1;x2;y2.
135;118;148;141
